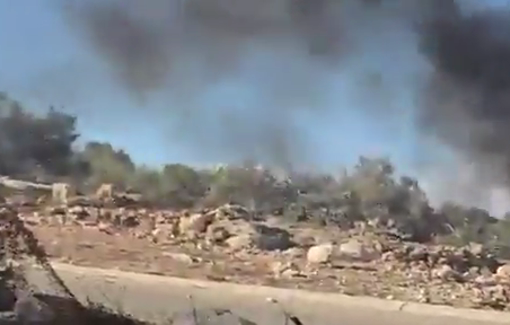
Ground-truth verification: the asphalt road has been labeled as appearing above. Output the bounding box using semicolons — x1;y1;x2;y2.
21;263;510;325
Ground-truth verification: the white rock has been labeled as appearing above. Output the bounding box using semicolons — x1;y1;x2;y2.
496;264;510;280
162;252;195;264
307;243;334;264
338;239;379;262
433;264;458;280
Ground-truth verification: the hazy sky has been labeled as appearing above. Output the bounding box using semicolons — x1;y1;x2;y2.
0;0;506;172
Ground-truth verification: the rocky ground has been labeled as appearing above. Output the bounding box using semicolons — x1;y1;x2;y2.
13;201;510;312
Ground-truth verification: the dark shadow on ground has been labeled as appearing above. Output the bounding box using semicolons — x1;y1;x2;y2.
35;293;153;325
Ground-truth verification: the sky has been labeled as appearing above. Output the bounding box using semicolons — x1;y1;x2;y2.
0;0;507;175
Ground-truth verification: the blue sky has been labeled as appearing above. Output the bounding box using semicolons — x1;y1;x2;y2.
0;0;506;173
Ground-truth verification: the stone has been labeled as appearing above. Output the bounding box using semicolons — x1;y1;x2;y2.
162;252;195;264
467;242;485;256
338;239;379;262
122;215;140;228
95;183;114;200
473;275;497;286
97;222;114;235
272;261;300;279
179;213;215;235
283;247;305;258
254;225;293;251
226;234;253;251
223;223;293;251
496;264;510;280
51;183;73;206
206;225;230;244
433;264;459;281
307;243;334;264
407;244;428;261
68;206;89;221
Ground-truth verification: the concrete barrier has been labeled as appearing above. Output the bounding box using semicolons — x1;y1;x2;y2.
48;262;510;324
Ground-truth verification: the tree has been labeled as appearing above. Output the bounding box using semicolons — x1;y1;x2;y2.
80;141;136;189
0;97;79;179
203;161;282;211
159;163;208;208
129;166;163;203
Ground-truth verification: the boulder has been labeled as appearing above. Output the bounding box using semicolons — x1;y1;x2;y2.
179;213;215;237
95;183;114;200
338;239;380;262
307;243;334;264
225;223;293;251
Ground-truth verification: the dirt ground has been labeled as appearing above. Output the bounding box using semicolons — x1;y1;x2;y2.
30;224;322;287
27;223;503;311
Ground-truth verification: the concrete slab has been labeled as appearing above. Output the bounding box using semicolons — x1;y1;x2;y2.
26;262;510;325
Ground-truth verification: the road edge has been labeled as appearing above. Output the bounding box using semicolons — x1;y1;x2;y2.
50;262;510;323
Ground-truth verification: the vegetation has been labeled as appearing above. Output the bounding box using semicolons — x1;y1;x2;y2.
1;92;510;255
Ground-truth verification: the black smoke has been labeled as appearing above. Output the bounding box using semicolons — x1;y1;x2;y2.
418;1;510;187
61;0;349;95
57;0;510;203
58;0;368;167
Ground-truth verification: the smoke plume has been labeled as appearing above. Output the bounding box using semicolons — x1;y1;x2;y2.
418;1;510;189
61;0;348;96
58;0;510;211
57;0;405;167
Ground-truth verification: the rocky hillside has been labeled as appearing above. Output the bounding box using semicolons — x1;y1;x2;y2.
9;195;510;311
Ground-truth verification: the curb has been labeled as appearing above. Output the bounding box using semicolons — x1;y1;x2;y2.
50;262;510;323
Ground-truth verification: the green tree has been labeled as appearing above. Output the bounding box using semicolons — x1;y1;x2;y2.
159;163;208;208
129;166;163;203
80;141;136;189
0;96;79;179
203;161;281;210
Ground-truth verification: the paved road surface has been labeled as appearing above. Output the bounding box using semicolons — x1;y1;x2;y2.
22;263;510;325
